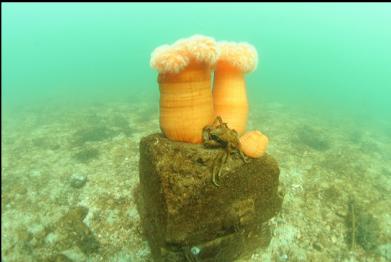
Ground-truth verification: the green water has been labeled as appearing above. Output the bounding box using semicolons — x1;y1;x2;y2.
2;3;391;261
3;3;391;121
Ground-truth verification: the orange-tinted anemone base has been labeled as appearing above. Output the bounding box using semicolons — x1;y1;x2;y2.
213;62;249;135
239;130;269;158
159;62;214;144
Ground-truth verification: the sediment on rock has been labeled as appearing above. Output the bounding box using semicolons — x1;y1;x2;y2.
138;133;283;261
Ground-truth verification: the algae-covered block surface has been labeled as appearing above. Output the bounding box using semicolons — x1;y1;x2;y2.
139;133;283;261
2;101;391;261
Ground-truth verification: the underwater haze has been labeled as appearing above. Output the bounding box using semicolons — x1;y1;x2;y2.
2;3;391;261
3;3;391;119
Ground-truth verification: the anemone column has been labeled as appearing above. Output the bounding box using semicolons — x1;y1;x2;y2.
150;35;218;144
212;42;258;135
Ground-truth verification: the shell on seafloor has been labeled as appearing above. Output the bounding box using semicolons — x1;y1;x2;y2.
158;62;215;144
239;130;269;158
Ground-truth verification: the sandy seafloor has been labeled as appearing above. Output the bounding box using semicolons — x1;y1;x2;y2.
2;100;391;262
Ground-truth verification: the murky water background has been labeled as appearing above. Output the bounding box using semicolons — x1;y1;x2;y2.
2;3;391;261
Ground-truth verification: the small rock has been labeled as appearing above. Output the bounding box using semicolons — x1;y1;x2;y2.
61;248;87;262
29;223;45;235
279;254;288;262
45;232;59;245
70;174;87;189
191;246;200;255
331;236;337;243
313;242;323;251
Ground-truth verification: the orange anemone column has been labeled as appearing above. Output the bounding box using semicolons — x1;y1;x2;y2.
212;42;258;135
150;35;217;144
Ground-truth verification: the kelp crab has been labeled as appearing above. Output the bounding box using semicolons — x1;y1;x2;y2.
202;116;249;187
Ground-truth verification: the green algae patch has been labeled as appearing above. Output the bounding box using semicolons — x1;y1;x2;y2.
294;126;331;151
48;206;100;255
72;126;114;146
73;147;100;163
345;198;380;252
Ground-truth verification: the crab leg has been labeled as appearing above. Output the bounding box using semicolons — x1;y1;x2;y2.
239;150;250;163
212;116;221;127
212;115;229;128
212;150;229;187
212;153;222;187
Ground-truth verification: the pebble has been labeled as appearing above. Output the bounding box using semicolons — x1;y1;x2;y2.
45;232;59;245
279;254;288;261
331;236;337;243
313;242;323;251
191;246;201;255
70;173;87;188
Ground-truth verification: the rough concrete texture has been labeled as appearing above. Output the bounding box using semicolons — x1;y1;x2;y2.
138;133;283;261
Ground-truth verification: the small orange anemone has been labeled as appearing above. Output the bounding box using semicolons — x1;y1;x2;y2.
239;130;268;158
212;42;258;135
150;35;218;144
